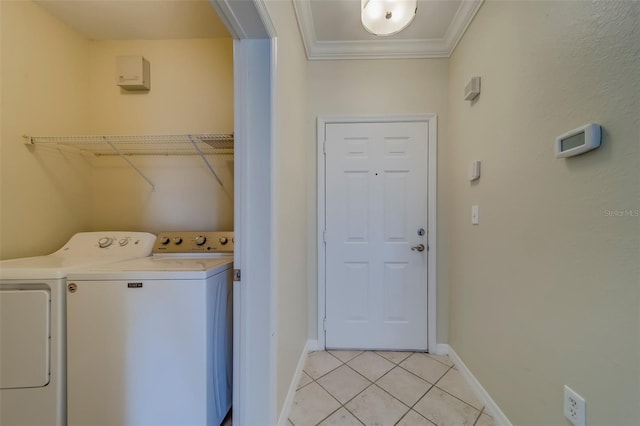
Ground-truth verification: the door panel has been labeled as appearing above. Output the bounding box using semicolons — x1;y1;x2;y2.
325;121;428;350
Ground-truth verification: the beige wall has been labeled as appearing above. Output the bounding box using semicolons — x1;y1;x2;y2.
0;0;234;258
0;1;92;259
307;59;451;344
263;0;310;416
87;39;234;233
447;1;640;424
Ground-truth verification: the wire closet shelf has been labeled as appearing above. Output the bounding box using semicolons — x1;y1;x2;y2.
23;133;234;156
23;133;234;189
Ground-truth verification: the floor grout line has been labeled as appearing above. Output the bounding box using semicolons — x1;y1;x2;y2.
293;351;489;426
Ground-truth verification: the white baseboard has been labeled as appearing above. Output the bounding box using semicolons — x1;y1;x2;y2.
276;340;310;426
445;345;512;426
306;339;320;352
432;343;450;356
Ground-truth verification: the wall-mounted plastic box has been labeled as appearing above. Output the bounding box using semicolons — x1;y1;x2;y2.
117;56;150;91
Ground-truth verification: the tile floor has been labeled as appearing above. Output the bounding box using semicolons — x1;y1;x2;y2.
289;351;494;426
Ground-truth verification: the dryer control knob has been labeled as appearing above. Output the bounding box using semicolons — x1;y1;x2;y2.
194;235;207;245
219;237;228;245
118;238;129;247
98;237;113;248
173;237;183;245
159;236;170;245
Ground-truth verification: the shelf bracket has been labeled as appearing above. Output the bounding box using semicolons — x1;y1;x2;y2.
103;137;155;190
188;135;224;187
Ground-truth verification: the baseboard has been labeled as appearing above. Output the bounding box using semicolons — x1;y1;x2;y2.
307;339;320;352
276;340;310;426
432;343;450;355
445;345;513;426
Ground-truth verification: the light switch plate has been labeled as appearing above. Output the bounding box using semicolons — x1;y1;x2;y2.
472;205;479;225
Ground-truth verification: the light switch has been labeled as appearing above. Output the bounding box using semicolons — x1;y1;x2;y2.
471;205;479;225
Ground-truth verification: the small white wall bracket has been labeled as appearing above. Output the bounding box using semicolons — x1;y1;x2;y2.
464;76;481;101
469;160;481;181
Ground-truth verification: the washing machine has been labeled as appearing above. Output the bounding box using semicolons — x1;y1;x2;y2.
65;231;234;426
0;232;156;426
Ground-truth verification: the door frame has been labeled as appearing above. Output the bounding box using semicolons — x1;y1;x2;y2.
211;0;277;424
317;114;438;352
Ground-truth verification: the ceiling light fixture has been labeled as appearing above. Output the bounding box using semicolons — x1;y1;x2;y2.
361;0;417;36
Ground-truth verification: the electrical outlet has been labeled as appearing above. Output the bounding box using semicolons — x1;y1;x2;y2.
564;385;586;426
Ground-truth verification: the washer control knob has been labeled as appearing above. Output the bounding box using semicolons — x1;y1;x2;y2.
159;236;170;245
173;237;183;245
219;237;228;245
118;238;129;247
98;237;113;248
194;235;207;246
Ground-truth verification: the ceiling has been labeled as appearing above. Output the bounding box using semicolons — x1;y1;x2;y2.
34;0;483;59
34;0;230;40
294;0;484;59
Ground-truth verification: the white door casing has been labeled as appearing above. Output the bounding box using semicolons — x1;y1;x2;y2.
211;0;276;424
318;115;437;352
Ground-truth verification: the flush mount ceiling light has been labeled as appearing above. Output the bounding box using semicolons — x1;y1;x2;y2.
361;0;417;36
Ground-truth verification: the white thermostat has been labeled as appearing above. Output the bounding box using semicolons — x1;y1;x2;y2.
555;123;601;158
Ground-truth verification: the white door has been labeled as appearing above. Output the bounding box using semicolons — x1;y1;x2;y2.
325;121;428;350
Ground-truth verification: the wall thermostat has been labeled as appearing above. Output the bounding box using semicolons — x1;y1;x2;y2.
555;123;601;158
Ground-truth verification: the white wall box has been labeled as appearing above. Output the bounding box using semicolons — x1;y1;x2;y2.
117;56;150;90
469;160;481;181
464;76;481;101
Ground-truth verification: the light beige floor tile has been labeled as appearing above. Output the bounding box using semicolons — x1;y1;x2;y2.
475;413;495;426
376;366;432;406
289;382;341;426
328;350;363;363
297;372;313;390
317;365;371;404
396;409;436;426
347;352;395;382
426;353;455;367
318;407;363;426
414;387;480;426
346;385;409;426
375;351;413;364
400;353;449;384
304;351;343;379
436;369;483;410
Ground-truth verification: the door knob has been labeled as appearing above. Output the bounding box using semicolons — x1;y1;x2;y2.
411;244;425;252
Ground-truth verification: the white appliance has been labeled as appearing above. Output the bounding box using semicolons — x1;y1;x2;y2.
0;232;156;426
66;231;234;426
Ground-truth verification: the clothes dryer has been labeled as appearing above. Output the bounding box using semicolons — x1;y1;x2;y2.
0;232;156;426
66;231;234;426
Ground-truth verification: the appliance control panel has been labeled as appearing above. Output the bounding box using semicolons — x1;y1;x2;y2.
153;231;234;254
54;232;157;258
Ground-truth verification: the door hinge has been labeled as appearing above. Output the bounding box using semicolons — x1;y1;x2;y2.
323;229;327;244
233;269;241;282
323;317;327;331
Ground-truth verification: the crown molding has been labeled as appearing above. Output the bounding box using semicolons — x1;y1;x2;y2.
293;0;484;60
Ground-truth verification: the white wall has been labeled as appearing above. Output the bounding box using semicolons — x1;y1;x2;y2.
447;1;640;424
0;1;92;259
87;39;234;233
262;0;310;416
307;59;451;344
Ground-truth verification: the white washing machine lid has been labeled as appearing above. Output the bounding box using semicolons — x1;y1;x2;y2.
0;232;156;280
66;255;234;281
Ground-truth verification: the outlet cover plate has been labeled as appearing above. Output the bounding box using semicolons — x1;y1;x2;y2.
564;385;586;426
